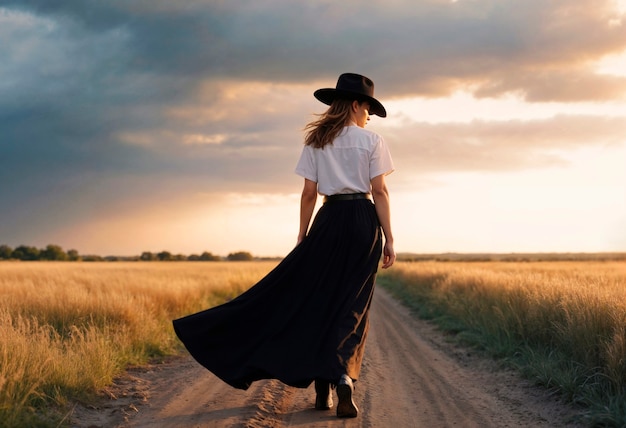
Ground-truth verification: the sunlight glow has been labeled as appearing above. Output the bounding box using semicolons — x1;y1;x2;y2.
596;50;626;77
182;134;226;145
392;145;626;254
384;91;626;125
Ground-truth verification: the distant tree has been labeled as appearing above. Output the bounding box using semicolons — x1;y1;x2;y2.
140;251;157;261
187;254;200;261
0;245;12;260
12;245;40;261
40;244;68;261
157;251;172;261
82;254;104;261
67;249;80;261
227;251;253;261
199;251;221;261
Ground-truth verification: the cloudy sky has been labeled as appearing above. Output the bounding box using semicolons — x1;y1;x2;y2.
1;0;625;257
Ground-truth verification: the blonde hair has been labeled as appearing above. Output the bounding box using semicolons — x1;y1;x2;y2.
303;99;354;149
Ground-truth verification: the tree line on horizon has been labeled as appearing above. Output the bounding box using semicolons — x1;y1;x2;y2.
0;244;260;262
3;244;623;264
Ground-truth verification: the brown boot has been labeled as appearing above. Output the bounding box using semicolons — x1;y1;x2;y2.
336;374;358;418
314;379;333;410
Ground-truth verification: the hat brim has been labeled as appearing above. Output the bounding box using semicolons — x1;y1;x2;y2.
314;88;387;118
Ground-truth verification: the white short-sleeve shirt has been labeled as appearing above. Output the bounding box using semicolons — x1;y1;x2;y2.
295;125;394;196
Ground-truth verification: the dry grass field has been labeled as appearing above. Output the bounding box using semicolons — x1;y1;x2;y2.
379;261;626;426
1;259;625;426
0;261;278;427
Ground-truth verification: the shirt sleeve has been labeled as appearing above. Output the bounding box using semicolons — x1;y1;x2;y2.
369;135;394;179
294;145;318;182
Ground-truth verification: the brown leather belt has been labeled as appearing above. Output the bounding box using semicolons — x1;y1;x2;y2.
323;193;371;203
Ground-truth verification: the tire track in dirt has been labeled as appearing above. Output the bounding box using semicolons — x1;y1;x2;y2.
71;287;582;427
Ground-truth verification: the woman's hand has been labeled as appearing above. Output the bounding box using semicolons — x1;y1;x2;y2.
381;240;395;269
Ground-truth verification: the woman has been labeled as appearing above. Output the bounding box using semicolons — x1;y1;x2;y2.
173;72;395;419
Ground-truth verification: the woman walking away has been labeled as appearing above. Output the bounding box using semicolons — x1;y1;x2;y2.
173;72;395;419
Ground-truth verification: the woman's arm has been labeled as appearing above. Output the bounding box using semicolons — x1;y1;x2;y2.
297;178;318;245
371;174;396;268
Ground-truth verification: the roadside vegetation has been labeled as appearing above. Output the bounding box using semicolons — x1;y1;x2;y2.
2;259;625;426
378;261;626;427
0;261;276;427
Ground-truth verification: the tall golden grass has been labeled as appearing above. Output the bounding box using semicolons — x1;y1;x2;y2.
0;261;277;427
3;260;625;426
379;261;626;426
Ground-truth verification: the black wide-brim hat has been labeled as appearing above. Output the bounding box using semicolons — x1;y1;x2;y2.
314;73;387;118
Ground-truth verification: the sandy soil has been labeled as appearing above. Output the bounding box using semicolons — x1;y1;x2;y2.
70;288;584;427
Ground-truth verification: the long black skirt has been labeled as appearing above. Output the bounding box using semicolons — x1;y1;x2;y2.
172;198;382;390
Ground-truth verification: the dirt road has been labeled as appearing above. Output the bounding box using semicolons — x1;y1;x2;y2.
72;288;582;427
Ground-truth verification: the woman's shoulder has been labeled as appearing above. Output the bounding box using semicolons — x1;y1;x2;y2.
345;125;382;140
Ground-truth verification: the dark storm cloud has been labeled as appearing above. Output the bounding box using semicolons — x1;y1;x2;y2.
4;0;625;96
1;0;625;248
